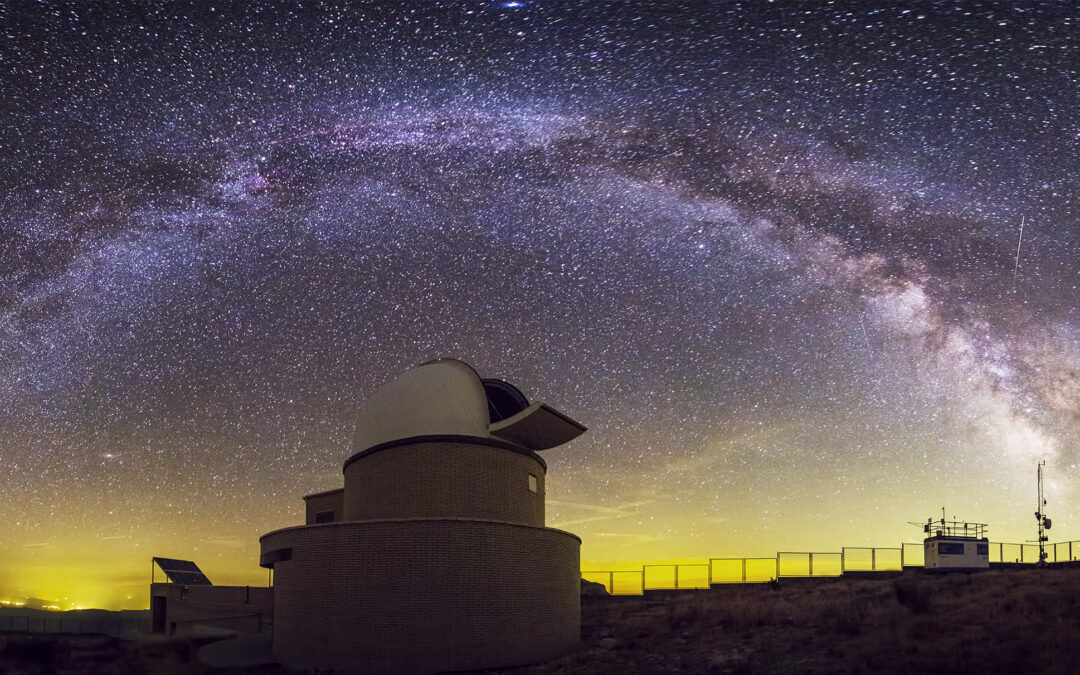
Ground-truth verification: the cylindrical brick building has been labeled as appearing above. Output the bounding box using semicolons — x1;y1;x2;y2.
259;359;586;673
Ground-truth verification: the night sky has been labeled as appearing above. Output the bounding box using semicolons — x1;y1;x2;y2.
2;2;1079;609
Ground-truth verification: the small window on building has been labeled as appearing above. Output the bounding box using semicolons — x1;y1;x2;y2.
528;474;538;493
977;542;989;556
314;510;335;524
938;542;965;555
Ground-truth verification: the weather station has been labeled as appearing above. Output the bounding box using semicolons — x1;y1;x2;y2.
913;509;990;572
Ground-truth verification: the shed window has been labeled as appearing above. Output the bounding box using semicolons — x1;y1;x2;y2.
938;542;965;555
314;510;335;524
528;474;538;493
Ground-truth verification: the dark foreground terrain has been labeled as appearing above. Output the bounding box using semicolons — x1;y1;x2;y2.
515;567;1080;674
3;568;1080;673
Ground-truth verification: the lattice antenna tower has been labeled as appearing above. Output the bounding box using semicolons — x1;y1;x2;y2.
1036;461;1051;565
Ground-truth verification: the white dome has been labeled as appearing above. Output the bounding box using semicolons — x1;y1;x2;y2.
351;359;490;453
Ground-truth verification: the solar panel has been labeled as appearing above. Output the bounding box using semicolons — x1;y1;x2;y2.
153;557;213;585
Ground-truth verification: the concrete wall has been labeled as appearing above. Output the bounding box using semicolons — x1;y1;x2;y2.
342;440;546;526
304;488;344;524
149;584;273;636
260;519;580;674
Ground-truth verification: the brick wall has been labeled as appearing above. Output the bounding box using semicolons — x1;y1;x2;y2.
303;488;344;524
342;441;546;526
260;519;580;673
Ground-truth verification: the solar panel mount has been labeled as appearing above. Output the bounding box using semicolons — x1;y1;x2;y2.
152;557;213;585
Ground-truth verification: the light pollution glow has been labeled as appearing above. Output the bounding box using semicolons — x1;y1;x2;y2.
3;4;1079;609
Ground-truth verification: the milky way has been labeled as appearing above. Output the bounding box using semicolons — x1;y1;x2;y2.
2;3;1079;607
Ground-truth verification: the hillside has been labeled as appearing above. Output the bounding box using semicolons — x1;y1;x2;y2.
2;568;1079;673
509;567;1080;674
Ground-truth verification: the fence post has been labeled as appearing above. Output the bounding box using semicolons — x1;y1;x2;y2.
841;548;846;572
674;565;679;590
641;567;645;595
901;545;905;568
999;542;1003;562
872;548;877;571
809;552;814;577
609;571;614;594
742;558;747;583
776;555;780;581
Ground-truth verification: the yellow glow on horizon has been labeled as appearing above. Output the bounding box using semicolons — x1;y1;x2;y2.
3;445;1076;609
0;485;296;611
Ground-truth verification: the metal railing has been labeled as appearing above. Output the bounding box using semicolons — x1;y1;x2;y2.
581;538;1080;595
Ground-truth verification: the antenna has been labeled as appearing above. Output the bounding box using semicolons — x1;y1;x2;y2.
1036;461;1051;566
908;511;988;539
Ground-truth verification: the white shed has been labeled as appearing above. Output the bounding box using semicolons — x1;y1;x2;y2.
920;517;990;571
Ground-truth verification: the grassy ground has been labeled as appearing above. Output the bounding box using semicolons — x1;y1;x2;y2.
507;567;1080;674
3;568;1079;673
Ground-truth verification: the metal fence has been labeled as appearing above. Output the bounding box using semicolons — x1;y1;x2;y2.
0;614;146;634
1051;541;1080;562
581;538;1080;595
841;547;901;572
582;570;646;595
709;557;777;584
777;552;842;577
988;541;1080;564
644;564;710;590
991;542;1042;564
902;542;924;567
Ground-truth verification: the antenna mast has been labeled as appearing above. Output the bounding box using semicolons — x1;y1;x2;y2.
1036;461;1051;566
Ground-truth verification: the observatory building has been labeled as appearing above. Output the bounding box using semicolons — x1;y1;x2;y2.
919;515;990;571
259;359;586;673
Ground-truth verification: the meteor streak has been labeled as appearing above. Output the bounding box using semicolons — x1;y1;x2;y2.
1013;215;1026;289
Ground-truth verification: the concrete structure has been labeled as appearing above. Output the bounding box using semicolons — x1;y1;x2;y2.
260;359;586;673
150;583;273;636
921;517;990;571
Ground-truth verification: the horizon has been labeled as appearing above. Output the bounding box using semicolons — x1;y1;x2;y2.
3;3;1078;612
0;505;1069;611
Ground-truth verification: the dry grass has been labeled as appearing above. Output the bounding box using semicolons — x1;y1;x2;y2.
5;569;1080;673
503;567;1080;674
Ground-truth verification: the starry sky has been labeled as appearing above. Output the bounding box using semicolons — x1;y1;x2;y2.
2;2;1079;609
